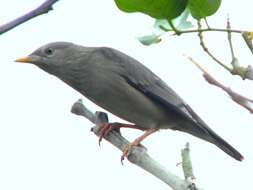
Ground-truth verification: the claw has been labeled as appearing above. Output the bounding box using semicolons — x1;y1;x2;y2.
97;123;112;146
121;144;131;164
121;142;140;164
96;124;158;164
120;128;158;163
97;123;138;146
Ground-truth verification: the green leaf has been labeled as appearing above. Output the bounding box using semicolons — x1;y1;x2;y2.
137;10;193;46
137;34;162;46
188;0;221;20
114;0;188;19
154;9;193;31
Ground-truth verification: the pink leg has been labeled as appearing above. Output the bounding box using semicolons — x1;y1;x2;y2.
97;123;144;145
121;128;158;163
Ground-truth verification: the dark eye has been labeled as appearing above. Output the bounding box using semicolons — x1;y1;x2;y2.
45;48;54;55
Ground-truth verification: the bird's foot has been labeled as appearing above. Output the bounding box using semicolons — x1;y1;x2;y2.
97;123;113;146
120;128;158;163
97;122;138;145
121;139;141;164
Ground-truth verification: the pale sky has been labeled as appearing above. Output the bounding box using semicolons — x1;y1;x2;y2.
0;0;253;189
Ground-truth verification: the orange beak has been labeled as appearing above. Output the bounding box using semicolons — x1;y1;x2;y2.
14;56;33;63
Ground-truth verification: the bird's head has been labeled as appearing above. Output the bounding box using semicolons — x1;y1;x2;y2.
15;41;95;91
15;41;90;75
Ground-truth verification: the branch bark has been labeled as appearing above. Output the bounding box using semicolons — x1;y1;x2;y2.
71;99;202;190
0;0;60;35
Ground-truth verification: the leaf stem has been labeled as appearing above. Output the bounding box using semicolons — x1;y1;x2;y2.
167;19;181;35
226;15;236;61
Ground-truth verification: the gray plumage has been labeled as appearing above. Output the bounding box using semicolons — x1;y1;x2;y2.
16;41;243;161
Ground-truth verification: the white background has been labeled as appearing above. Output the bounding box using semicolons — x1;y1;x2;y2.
0;0;252;189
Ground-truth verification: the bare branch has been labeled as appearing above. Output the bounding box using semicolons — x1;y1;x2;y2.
160;19;253;80
226;15;236;61
162;26;243;35
224;16;253;80
176;27;243;35
197;21;232;72
186;55;253;113
0;0;60;35
71;99;202;190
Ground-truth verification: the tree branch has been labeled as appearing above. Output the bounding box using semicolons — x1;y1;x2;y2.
197;21;232;72
159;19;253;80
71;99;202;190
226;16;236;61
0;0;60;35
160;25;243;35
185;55;253;113
194;21;253;80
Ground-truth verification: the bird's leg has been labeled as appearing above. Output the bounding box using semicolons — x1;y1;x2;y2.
97;122;144;145
121;128;158;163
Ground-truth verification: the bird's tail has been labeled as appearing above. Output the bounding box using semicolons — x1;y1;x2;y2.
177;120;244;161
201;125;243;161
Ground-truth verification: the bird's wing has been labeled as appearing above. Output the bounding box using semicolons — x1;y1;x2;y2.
97;47;198;124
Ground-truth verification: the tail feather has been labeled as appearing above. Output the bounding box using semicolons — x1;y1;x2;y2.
177;121;244;161
204;127;244;161
177;104;244;161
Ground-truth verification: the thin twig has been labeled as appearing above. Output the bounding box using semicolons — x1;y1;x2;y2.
174;27;243;35
159;25;244;35
168;19;181;35
163;19;253;80
0;0;60;35
71;99;202;190
227;15;236;61
197;21;232;72
195;21;253;80
185;55;253;113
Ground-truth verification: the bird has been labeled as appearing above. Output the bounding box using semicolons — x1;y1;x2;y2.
15;41;243;161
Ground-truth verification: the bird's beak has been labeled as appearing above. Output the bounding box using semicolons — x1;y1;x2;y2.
14;56;33;63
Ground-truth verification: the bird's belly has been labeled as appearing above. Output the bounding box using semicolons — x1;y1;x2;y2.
81;78;176;129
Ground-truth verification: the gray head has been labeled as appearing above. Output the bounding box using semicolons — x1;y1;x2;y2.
15;41;92;75
15;41;96;91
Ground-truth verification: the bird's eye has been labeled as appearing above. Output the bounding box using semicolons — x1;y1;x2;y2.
45;48;54;55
